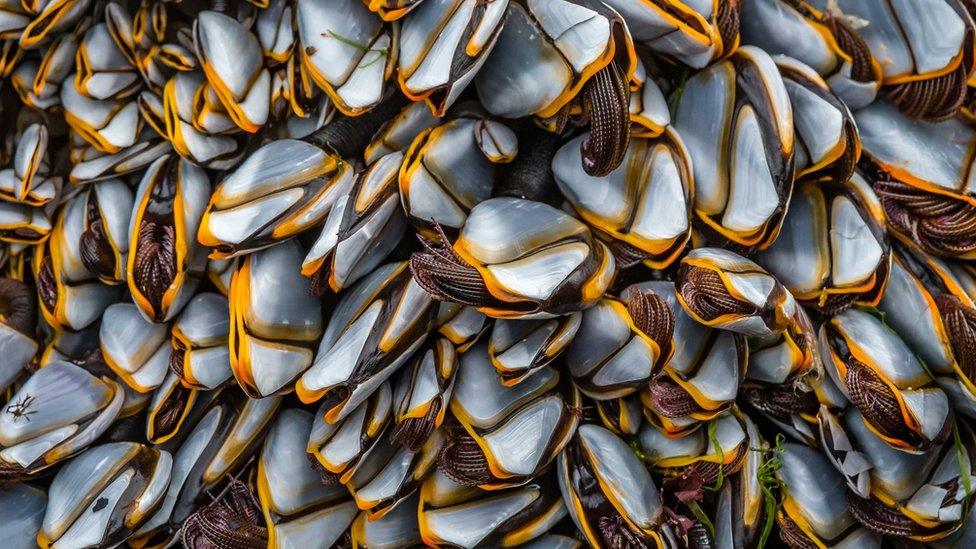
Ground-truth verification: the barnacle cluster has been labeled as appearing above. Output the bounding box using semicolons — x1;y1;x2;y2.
2;0;976;548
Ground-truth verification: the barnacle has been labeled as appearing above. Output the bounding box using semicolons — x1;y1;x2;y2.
1;1;976;546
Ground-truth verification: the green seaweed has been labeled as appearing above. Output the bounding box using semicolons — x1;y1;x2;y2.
756;434;786;549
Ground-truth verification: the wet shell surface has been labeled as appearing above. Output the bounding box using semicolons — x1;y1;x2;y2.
0;1;974;547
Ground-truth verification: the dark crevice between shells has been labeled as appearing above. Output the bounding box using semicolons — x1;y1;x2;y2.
777;512;820;549
595;399;627;432
815;292;858;316
316;386;352;428
318;470;342;486
169;342;187;380
847;491;932;538
939;477;965;508
580;61;630;177
648;376;699;418
966;86;976;119
36;255;57;313
98;408;146;444
335;532;354;549
648;0;709;35
182;480;268;549
437;427;494;486
884;65;968;122
598;514;653;549
678;265;758;321
494;123;560;205
152;379;191;440
9;227;43;240
566;403;592;423
79;348;112;377
0;278;36;336
872;176;976;257
965;0;976;118
307;92;408;158
500;368;534;386
80;191;117;281
308;261;331;298
628;289;674;361
132;166;178;318
740;383;819;422
391;399;440;452
845;357;925;449
938;293;976;383
308;452;342;486
410;224;521;311
963;0;976;21
0;460;29;481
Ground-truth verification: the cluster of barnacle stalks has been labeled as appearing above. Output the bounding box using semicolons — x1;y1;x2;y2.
3;0;976;547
